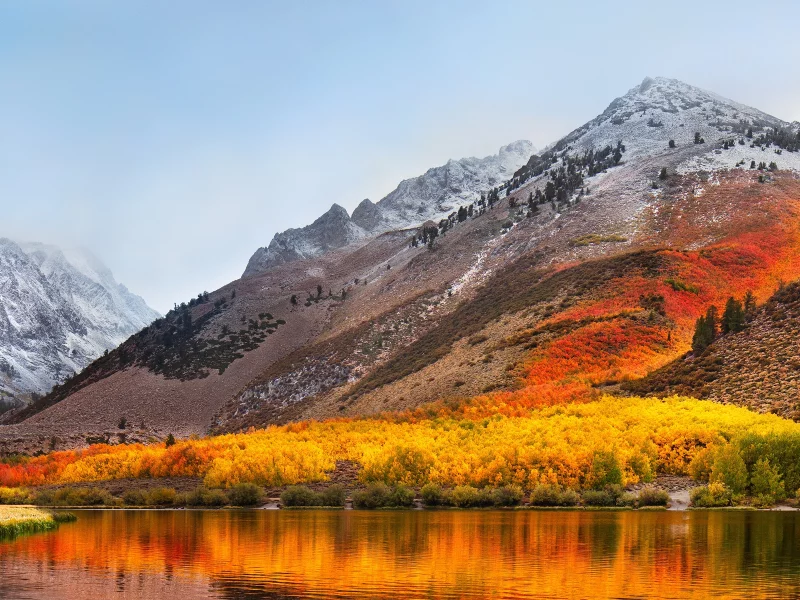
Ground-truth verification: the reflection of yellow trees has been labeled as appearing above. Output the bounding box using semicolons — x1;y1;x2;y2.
3;397;800;490
2;511;799;598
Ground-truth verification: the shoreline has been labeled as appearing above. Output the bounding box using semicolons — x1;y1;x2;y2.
0;506;74;538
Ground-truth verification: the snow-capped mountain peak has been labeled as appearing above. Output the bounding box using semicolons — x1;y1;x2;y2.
0;239;160;410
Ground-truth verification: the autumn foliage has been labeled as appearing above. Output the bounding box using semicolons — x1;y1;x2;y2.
3;396;800;491
3;174;800;493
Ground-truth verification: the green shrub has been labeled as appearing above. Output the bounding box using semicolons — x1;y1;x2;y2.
617;492;637;507
227;483;263;507
146;487;177;506
38;487;113;507
352;483;393;509
280;485;346;508
528;484;579;507
182;487;228;507
122;490;147;506
637;487;670;507
52;512;77;524
318;485;346;507
281;486;321;507
582;490;615;507
582;483;625;507
448;486;479;508
710;444;748;496
0;487;31;505
690;482;732;507
420;483;445;506
736;431;800;494
390;485;415;507
750;458;786;507
665;278;699;294
352;484;415;509
448;485;494;508
489;485;524;507
688;447;714;482
590;451;623;488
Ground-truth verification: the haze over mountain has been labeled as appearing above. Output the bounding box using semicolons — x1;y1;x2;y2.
1;76;799;453
0;239;160;412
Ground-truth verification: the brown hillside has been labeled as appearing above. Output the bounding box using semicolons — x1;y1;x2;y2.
623;281;800;420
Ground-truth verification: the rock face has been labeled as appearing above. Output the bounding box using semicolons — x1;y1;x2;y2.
244;204;371;275
242;140;534;276
350;199;384;231
0;239;160;409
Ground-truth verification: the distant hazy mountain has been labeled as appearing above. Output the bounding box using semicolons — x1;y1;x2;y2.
243;140;535;275
0;239;159;411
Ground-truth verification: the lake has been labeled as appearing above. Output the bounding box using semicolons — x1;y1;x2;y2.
1;509;799;599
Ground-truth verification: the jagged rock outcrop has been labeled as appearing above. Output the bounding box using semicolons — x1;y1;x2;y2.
0;239;159;409
244;203;371;275
350;199;384;231
243;140;534;276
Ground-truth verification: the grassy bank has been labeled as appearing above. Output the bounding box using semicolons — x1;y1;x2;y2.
0;506;75;538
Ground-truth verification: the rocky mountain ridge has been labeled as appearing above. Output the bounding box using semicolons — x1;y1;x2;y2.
242;140;534;276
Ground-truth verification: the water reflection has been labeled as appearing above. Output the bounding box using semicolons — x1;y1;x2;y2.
0;509;798;599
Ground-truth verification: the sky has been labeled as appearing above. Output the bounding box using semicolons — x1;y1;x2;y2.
1;0;799;313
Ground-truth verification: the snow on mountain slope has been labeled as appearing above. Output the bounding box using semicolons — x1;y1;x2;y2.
243;140;534;276
542;76;798;172
0;239;159;409
551;77;784;157
502;76;800;253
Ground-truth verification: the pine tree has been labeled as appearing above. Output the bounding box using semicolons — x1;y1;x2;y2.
743;291;757;322
722;297;745;334
692;306;719;353
692;315;709;354
706;305;719;339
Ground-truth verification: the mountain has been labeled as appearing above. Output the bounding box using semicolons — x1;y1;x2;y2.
242;140;534;276
0;239;160;412
2;76;799;453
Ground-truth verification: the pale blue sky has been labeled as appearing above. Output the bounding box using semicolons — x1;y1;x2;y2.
1;0;798;312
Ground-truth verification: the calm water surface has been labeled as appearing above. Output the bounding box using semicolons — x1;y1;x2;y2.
0;509;799;599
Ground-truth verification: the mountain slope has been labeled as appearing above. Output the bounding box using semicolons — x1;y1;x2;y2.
2;76;799;453
0;239;159;412
623;280;800;420
243;140;534;276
